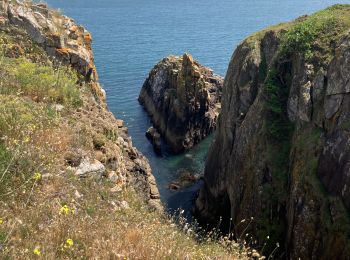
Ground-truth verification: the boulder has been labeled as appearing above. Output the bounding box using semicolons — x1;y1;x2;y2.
146;127;161;154
75;158;105;178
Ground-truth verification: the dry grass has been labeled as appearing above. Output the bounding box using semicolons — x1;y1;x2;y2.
0;22;253;260
0;171;252;259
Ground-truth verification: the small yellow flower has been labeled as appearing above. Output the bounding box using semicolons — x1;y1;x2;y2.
33;248;41;256
59;205;70;215
24;137;30;143
33;172;42;181
64;238;74;248
0;218;3;225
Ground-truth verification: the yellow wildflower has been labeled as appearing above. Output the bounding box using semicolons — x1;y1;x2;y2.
59;205;70;215
33;248;41;256
33;172;42;181
24;137;30;143
0;218;3;225
64;238;74;248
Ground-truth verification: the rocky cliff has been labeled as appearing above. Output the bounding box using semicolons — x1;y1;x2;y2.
139;54;223;153
0;0;161;209
195;5;350;259
0;2;255;259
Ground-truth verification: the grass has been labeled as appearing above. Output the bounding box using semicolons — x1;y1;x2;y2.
0;3;252;259
246;4;350;63
280;4;350;62
0;55;82;107
0;96;68;202
0;175;251;259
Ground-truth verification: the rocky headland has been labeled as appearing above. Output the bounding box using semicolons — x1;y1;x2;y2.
0;1;253;259
139;54;223;153
0;0;161;207
3;0;349;259
195;5;350;259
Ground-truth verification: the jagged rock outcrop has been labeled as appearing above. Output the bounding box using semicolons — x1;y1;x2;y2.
139;54;223;153
0;0;161;210
195;5;350;259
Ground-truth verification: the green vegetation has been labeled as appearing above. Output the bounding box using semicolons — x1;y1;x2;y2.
0;6;251;259
256;6;350;253
281;5;350;60
264;68;293;140
258;64;294;254
0;97;61;200
281;15;335;59
0;56;82;106
92;133;107;149
247;4;350;62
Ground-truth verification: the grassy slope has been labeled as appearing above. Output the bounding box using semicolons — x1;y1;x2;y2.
0;23;249;260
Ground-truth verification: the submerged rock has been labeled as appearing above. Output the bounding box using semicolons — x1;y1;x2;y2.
146;126;162;154
168;182;181;191
168;169;201;191
139;53;223;153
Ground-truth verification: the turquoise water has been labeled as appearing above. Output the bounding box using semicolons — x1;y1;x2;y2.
45;0;349;212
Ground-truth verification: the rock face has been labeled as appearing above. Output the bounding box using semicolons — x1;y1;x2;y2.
0;0;105;103
0;0;161;210
195;6;350;259
139;54;223;153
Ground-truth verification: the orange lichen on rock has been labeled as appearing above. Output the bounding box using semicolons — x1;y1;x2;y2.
47;32;60;37
84;33;92;44
56;47;70;55
69;25;78;32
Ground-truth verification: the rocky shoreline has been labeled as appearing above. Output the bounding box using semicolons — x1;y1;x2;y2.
2;1;350;259
0;0;161;210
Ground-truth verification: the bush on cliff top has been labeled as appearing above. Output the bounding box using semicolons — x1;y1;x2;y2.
281;5;350;60
0;55;81;106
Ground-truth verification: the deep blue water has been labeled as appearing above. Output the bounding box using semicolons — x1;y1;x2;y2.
45;0;350;212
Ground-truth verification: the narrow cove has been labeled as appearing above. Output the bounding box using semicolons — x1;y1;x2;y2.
45;0;349;216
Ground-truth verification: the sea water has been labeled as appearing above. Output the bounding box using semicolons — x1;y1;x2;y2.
45;0;349;213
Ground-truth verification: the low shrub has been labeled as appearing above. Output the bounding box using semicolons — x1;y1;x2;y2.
0;56;81;106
